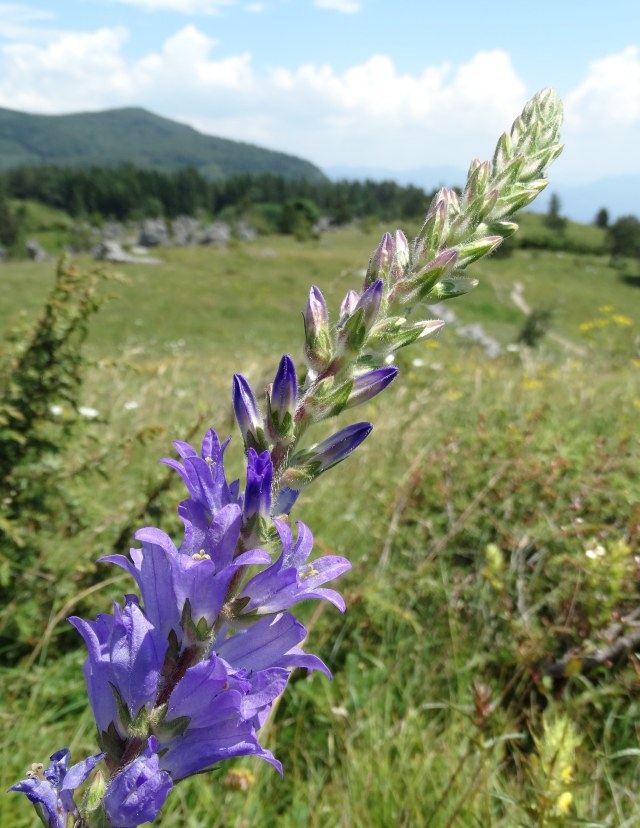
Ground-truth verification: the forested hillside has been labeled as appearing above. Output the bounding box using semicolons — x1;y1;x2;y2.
0;106;325;181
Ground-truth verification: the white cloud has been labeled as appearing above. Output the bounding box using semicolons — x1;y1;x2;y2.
557;46;640;181
565;46;640;127
314;0;362;12
0;2;52;22
0;3;55;40
1;20;638;180
109;0;235;13
255;50;526;165
0;25;529;170
0;27;132;111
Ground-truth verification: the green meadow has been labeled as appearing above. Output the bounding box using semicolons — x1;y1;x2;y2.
1;218;639;826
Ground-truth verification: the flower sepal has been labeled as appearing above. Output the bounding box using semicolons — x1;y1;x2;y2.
305;375;354;420
98;723;127;771
180;598;216;649
454;235;503;268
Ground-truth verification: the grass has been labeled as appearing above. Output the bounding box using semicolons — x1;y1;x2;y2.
1;222;639;826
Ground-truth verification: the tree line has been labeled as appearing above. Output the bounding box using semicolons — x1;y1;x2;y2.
0;163;433;225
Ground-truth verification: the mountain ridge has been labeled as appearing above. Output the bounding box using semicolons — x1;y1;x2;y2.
0;106;326;182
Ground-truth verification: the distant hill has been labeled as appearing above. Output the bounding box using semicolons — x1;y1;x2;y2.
0;106;326;182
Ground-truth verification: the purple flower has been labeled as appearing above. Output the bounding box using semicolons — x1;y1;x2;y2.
353;279;384;330
241;520;351;614
304;286;333;370
283;422;373;490
157;654;285;780
218;611;331;677
310;422;372;471
243;448;273;525
272;486;301;517
69;596;168;740
103;737;172;827
65;421;355;822
160;428;240;521
100;519;269;643
270;354;297;425
338;281;384;355
346;367;399;409
9;749;103;828
233;374;265;449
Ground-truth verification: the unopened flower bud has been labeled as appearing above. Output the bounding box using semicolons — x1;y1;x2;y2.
389;229;410;283
339;289;360;325
337;279;384;358
233;374;266;450
427;278;479;302
399;248;458;303
283;422;373;487
417;188;454;257
269;354;297;428
304;286;333;371
354;279;383;329
346;367;398;409
364;232;393;287
307;422;372;473
454;235;503;268
244;448;273;524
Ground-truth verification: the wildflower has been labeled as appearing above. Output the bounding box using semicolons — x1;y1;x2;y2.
12;86;566;828
345;367;398;408
304;286;332;370
103;737;172;827
9;749;103;828
364;231;393;285
68;596;169;740
281;422;372;490
556;790;573;815
337;280;384;357
69;591;323;787
98;520;269;643
243;448;273;527
585;544;606;560
240;519;351;614
233;374;266;450
268;354;297;439
160;428;241;524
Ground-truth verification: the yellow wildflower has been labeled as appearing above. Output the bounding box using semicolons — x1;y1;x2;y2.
556;791;573;815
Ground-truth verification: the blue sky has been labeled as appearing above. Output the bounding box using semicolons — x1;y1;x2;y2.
1;0;639;185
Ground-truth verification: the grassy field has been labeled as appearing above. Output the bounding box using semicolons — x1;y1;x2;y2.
1;220;639;826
